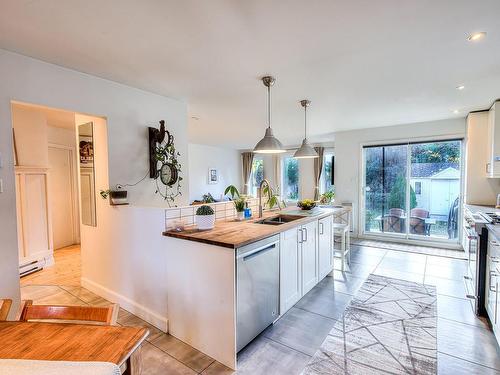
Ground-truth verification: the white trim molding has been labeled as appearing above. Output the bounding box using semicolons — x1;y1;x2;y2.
81;277;168;332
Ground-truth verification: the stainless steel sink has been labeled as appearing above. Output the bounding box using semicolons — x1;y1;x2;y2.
254;214;303;225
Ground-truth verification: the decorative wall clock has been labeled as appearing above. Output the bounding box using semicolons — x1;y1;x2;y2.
148;120;182;205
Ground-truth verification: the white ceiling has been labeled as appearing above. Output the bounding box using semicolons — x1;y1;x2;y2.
1;0;500;149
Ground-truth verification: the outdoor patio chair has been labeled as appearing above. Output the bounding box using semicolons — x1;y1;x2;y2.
382;215;404;233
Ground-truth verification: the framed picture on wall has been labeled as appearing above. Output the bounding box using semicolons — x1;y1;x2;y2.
208;167;219;184
79;136;94;164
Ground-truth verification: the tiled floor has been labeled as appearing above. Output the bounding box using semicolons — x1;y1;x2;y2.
20;243;500;374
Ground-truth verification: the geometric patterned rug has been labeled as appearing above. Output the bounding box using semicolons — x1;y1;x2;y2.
302;274;437;374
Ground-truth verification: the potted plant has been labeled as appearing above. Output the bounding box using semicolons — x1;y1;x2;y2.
195;205;215;230
263;185;284;210
234;197;246;221
319;190;335;205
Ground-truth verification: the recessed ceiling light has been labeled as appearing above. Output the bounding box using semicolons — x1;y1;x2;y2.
456;85;465;90
453;109;460;114
467;31;486;41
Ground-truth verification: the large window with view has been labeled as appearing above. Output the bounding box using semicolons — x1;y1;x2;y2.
362;139;462;243
250;157;264;197
320;152;334;195
282;156;299;201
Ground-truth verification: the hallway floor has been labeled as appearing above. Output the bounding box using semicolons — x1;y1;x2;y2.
20;243;500;374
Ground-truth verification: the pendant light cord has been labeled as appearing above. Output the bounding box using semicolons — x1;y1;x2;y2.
267;84;271;128
304;104;307;139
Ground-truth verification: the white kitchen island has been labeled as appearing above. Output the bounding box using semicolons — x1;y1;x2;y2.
163;206;350;370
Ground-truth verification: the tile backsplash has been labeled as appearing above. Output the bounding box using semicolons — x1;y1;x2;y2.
165;198;259;230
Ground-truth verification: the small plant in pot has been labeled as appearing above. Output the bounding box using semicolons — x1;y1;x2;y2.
234;197;246;221
195;205;215;230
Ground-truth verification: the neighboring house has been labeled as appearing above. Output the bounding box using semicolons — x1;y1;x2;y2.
410;163;460;219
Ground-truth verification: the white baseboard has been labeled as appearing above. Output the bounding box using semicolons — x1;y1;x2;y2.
81;277;168;332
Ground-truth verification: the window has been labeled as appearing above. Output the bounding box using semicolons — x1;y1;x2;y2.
282;156;299;201
362;139;462;241
250;157;264;197
320;152;335;194
414;181;422;195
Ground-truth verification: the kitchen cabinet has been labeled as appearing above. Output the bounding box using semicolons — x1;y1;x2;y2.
279;228;302;315
486;101;500;178
301;220;318;296
318;215;333;280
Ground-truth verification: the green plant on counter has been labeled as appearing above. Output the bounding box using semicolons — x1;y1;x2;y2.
202;193;216;203
196;205;214;216
224;185;240;199
319;190;335;204
263;185;284;210
234;197;246;212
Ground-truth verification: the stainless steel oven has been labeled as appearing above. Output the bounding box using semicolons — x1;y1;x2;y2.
463;208;489;316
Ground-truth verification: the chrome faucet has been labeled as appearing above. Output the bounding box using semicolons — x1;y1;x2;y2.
258;178;271;218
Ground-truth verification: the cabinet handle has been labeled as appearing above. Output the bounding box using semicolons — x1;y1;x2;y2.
304;228;308;242
490;271;498;292
298;228;303;244
320;222;324;235
496;281;498;324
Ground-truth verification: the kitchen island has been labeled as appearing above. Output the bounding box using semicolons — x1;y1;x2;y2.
163;205;350;369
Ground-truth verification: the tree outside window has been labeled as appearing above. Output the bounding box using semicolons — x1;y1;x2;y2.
282;157;299;201
250;157;264;197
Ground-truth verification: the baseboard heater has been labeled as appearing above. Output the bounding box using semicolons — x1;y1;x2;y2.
19;260;43;277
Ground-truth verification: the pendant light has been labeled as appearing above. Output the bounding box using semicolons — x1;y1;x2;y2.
293;100;318;158
253;76;286;154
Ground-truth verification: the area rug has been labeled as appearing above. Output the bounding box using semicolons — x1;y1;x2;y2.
302;274;437;375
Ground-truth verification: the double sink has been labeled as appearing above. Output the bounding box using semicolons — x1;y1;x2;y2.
254;214;303;226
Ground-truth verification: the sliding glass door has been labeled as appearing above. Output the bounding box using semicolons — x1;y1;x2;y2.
362;139;462;243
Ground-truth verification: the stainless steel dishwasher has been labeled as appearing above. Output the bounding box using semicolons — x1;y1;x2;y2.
236;235;280;352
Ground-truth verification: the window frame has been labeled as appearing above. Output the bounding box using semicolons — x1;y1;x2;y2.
250;156;264;197
280;153;300;203
319;149;335;195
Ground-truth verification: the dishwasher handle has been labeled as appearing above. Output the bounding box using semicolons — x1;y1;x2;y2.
238;242;278;261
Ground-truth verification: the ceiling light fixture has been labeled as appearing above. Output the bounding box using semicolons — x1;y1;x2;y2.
467;31;486;41
453;109;460;114
253;76;286;154
456;85;465;90
293;100;318;159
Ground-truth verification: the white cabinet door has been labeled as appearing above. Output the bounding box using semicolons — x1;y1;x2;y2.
301;220;318;295
318;215;333;280
486;252;495;322
280;228;302;315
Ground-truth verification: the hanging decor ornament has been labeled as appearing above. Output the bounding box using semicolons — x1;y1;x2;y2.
148;120;183;205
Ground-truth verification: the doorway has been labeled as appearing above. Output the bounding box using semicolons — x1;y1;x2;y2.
361;139;463;246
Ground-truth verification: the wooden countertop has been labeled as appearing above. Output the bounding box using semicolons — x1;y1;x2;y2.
0;322;148;367
163;206;350;249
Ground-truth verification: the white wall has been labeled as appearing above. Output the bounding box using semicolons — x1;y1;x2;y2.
0;49;188;316
334;118;466;235
11;105;48;167
188;143;241;202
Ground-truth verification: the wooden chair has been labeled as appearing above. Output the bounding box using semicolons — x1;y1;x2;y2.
382;215;404;233
18;300;119;326
389;208;405;217
0;299;13;321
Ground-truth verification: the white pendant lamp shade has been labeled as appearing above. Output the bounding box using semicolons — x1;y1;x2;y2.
293;100;318;159
254;76;286;154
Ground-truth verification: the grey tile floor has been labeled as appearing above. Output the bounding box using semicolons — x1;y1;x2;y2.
21;244;500;374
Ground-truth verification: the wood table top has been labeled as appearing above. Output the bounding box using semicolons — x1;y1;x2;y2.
0;322;149;366
163;206;350;249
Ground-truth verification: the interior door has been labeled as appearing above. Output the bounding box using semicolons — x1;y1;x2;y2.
48;147;75;249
